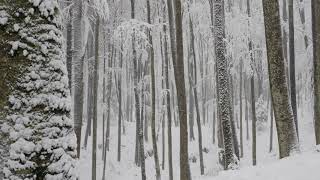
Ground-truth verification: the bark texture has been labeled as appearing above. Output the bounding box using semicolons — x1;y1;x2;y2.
312;0;320;145
262;0;300;158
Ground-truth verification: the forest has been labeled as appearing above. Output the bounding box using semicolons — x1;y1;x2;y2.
0;0;320;180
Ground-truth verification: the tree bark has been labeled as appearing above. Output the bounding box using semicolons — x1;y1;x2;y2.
73;0;84;158
146;0;161;179
262;0;300;158
0;1;77;178
174;0;191;179
312;0;320;145
288;0;299;139
214;0;237;170
239;61;244;158
251;75;257;166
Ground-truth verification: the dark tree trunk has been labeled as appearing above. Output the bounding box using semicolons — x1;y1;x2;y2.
312;0;320;145
262;0;300;158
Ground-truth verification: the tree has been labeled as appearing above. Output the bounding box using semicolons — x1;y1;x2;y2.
0;1;77;179
92;15;100;180
73;0;85;158
213;0;238;170
174;0;191;179
312;0;320;145
188;0;204;174
288;0;299;139
146;0;161;179
239;61;244;158
66;0;73;90
165;0;175;179
262;0;300;158
251;74;257;166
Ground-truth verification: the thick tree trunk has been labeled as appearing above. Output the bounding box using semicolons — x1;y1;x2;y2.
0;1;77;179
174;0;191;179
262;0;300;158
214;0;237;170
312;0;320;145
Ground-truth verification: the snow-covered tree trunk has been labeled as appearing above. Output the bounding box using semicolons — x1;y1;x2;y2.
66;0;73;90
0;0;77;179
213;0;238;170
312;0;320;145
262;0;300;158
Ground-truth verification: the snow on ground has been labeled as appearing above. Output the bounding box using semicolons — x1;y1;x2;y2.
78;105;317;180
197;149;320;180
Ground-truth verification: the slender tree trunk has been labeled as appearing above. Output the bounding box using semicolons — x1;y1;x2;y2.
239;61;244;158
66;0;73;90
297;0;309;48
230;77;240;160
164;0;174;179
146;0;161;179
92;16;100;180
262;0;300;158
117;40;124;162
269;94;274;152
164;28;174;180
251;75;257;166
105;46;114;152
312;0;320;145
288;0;299;139
73;0;84;158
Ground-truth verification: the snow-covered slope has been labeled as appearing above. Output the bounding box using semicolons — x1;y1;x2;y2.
198;149;320;180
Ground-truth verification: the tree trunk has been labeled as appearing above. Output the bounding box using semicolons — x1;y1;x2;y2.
146;0;161;179
312;0;320;145
165;0;175;179
0;1;77;178
288;0;299;139
251;75;257;166
117;39;124;162
269;94;274;152
262;0;300;158
239;61;244;158
214;0;237;170
92;16;100;180
174;0;191;179
66;0;73;90
73;0;84;158
245;76;250;140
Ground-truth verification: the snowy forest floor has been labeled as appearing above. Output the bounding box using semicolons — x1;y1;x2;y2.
77;107;318;180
